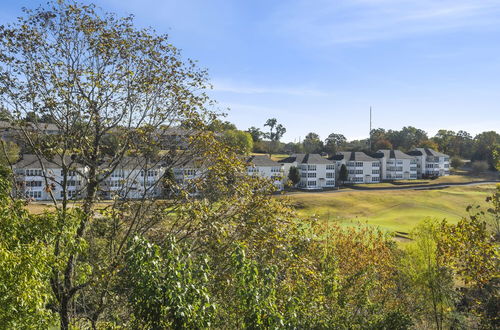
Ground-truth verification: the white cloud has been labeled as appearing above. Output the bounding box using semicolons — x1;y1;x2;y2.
269;0;500;46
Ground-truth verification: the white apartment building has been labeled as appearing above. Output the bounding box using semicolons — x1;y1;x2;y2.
100;157;164;199
279;154;335;190
13;154;87;201
246;155;284;191
331;152;381;184
407;148;450;178
374;149;418;180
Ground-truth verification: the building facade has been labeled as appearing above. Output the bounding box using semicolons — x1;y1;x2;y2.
331;152;381;184
246;155;284;191
374;149;418;180
100;158;164;199
279;154;335;189
407;148;450;178
13;154;87;201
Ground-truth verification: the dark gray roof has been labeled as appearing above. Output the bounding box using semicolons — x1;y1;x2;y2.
330;151;378;162
279;153;332;165
14;154;80;169
408;148;448;157
375;149;415;160
246;155;280;167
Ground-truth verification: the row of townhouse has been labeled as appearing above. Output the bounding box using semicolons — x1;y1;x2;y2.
11;148;450;199
11;154;287;201
276;147;450;190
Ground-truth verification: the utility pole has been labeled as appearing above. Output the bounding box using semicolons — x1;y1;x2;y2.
369;106;372;151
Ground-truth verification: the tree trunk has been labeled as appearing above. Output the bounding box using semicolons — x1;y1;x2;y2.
60;296;70;330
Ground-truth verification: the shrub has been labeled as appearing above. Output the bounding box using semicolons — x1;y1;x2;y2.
450;157;464;169
471;160;489;173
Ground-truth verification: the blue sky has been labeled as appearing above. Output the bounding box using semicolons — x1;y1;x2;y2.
1;0;499;142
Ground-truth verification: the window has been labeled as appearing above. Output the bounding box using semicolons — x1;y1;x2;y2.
396;160;403;165
326;164;335;170
183;169;197;176
444;164;449;168
110;180;123;188
347;162;355;167
61;170;77;176
307;165;316;171
372;177;380;182
111;170;124;178
355;170;363;174
307;172;316;178
444;157;450;162
353;177;364;183
372;170;380;174
300;165;307;170
26;181;42;187
410;174;417;179
271;167;281;173
248;167;258;173
27;191;42;199
355;162;363;167
301;172;307;178
348;170;355;174
326;172;334;178
307;180;317;187
372;162;380;167
326;180;335;186
395;174;403;179
26;169;43;176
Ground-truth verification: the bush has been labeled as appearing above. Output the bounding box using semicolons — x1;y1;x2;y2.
450;157;464;169
471;160;489;173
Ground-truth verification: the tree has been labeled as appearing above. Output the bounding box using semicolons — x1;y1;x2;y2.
401;220;456;330
0;166;56;327
471;161;489;173
122;236;215;329
339;164;348;185
208;119;237;132
0;2;213;327
247;126;263;143
264;118;286;155
420;139;440;151
450;157;463;169
473;131;500;169
0;140;20;166
433;130;456;155
387;126;428;151
324;133;346;156
374;138;393;150
222;130;253;155
303;132;323;153
288;166;300;187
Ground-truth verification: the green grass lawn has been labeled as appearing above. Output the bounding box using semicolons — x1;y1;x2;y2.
351;171;498;188
251;152;289;161
283;184;498;233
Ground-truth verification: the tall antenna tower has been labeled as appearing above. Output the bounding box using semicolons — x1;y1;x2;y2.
369;106;372;151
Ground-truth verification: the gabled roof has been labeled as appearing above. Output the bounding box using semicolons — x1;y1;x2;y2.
246;155;281;167
407;148;448;157
278;153;332;165
14;154;82;169
330;151;378;162
375;149;415;160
